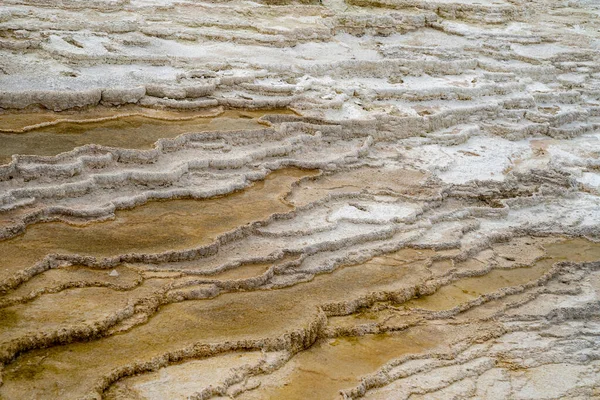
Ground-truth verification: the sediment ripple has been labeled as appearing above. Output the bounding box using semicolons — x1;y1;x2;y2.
1;0;600;398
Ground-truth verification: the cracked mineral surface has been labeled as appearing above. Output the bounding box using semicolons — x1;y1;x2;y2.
1;0;600;399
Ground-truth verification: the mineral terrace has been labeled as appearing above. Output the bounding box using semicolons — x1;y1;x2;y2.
0;0;600;399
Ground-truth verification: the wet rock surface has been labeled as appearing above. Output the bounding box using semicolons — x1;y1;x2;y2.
1;0;600;399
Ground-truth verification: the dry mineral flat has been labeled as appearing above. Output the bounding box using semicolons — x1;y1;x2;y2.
1;0;600;399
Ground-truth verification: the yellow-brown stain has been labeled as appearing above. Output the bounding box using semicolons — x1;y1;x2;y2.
0;108;292;164
0;168;317;284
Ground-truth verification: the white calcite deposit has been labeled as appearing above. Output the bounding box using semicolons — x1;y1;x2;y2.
0;0;600;399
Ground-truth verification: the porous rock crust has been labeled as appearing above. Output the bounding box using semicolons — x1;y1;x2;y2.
0;0;600;399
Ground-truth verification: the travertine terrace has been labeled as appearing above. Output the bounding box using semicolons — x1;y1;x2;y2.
1;0;600;398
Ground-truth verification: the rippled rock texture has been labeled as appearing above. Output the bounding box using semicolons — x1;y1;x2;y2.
1;0;600;399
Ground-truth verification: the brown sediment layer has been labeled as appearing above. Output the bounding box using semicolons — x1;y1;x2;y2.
0;0;599;398
0;236;598;399
0;264;144;308
0;242;432;394
0;168;318;289
239;238;600;399
0;105;223;133
405;238;600;311
243;326;450;400
0;109;291;165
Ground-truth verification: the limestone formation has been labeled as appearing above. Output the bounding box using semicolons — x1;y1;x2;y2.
0;0;599;399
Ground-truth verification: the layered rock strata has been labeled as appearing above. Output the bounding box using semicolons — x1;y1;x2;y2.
1;0;600;399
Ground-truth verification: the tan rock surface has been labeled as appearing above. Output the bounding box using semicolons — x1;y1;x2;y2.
1;0;600;398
